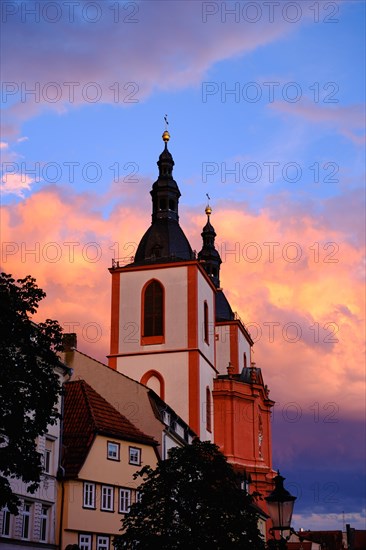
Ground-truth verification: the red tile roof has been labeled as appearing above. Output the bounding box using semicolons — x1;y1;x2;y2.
298;530;343;550
62;380;157;478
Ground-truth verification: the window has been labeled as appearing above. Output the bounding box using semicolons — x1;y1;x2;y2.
79;534;92;550
43;438;54;474
119;489;131;513
83;483;96;509
1;507;11;537
163;410;171;426
107;441;120;461
204;301;209;344
206;387;212;432
101;486;114;512
39;506;49;542
175;423;185;439
243;352;247;368
21;502;32;539
142;280;164;338
129;447;141;465
97;535;110;550
241;472;251;494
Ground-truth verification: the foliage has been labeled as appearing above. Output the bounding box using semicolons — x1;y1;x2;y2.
114;439;265;550
0;273;64;513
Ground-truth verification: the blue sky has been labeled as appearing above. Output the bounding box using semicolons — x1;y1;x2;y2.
1;0;365;531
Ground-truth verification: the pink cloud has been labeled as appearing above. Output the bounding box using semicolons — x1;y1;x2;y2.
1;0;327;138
1;181;364;423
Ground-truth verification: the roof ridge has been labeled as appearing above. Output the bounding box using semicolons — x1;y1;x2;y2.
79;379;98;429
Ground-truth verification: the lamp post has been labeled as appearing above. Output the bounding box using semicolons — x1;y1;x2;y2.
265;471;297;549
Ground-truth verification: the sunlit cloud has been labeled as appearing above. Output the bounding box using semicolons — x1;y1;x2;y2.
1;182;364;422
1;173;34;197
271;101;366;145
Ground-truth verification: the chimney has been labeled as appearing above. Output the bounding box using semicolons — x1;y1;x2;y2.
62;333;77;352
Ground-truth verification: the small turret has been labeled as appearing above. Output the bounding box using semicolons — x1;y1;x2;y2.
198;203;222;287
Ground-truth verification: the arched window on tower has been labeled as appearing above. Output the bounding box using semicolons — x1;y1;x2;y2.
204;301;209;344
142;280;164;344
206;387;212;433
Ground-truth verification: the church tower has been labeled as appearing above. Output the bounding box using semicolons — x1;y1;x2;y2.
197;204;222;288
108;129;276;511
108;130;216;440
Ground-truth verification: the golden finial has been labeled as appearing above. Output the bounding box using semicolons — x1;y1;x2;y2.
205;193;212;216
162;114;170;142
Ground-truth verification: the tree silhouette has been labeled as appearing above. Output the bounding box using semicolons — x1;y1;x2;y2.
0;273;64;513
114;439;265;550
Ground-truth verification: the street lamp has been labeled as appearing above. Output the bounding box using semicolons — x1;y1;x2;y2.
265;471;297;549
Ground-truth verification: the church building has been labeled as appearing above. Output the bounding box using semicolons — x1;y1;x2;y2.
108;129;276;514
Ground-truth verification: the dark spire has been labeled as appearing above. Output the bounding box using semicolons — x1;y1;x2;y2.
198;204;222;287
150;130;181;223
133;130;193;265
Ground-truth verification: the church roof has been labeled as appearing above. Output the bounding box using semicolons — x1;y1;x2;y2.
215;289;235;321
133;218;194;265
239;366;264;386
216;366;270;396
62;380;157;478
